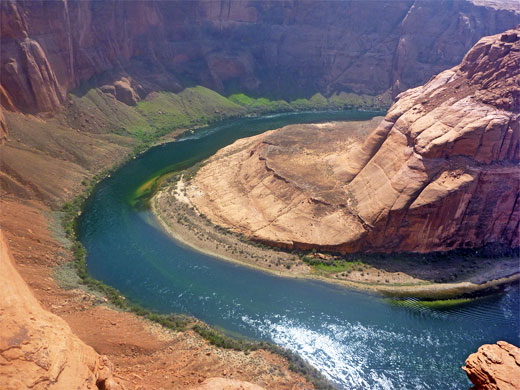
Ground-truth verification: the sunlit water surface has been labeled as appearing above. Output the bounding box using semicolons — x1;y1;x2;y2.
79;111;520;389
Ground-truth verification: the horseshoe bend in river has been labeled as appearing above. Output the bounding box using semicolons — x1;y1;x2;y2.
78;111;520;389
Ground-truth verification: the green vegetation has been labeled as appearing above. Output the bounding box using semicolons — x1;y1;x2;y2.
229;93;291;112
388;298;473;309
64;83;390;160
328;91;387;110
63;88;152;134
230;91;390;113
136;86;246;130
302;255;367;274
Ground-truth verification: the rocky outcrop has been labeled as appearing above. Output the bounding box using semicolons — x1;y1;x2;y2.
1;0;519;115
463;341;520;390
187;28;519;253
0;107;7;144
0;232;122;390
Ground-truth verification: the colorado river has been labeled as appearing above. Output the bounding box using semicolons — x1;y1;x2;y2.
79;111;520;389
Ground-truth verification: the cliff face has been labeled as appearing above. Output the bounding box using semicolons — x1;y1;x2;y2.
463;341;520;390
188;28;519;253
0;232;122;390
1;0;519;115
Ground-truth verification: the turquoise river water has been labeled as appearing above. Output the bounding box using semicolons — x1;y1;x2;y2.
79;111;520;389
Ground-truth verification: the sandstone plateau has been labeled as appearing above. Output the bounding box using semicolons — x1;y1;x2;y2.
1;0;519;118
188;27;520;253
463;341;520;390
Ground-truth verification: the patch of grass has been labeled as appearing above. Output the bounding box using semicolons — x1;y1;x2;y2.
229;93;291;113
328;91;390;110
52;260;83;291
388;298;473;309
229;91;390;114
302;256;366;274
63;88;152;134
137;86;246;130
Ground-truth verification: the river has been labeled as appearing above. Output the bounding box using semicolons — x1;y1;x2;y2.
79;111;520;389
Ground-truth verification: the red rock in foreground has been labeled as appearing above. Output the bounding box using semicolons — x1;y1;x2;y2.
0;232;122;390
463;341;520;390
188;28;519;253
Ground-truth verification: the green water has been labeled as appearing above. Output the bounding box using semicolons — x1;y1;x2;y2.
79;111;520;389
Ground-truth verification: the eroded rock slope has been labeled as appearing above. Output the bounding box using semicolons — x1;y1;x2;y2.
0;232;122;390
188;28;520;253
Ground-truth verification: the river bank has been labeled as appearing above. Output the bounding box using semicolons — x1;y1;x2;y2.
76;109;519;389
153;176;520;301
5;107;381;389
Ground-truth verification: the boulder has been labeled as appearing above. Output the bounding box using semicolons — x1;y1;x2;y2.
463;341;520;390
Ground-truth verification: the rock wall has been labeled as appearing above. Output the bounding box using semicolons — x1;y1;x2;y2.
0;232;122;390
346;27;520;252
188;27;519;253
1;0;519;114
463;341;520;390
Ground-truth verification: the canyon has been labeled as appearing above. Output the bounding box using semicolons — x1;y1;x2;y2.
0;1;519;389
1;0;520;118
187;27;520;254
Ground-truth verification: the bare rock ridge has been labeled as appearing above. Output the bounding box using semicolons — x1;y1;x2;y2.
463;341;520;390
1;0;519;116
188;27;520;253
0;231;122;390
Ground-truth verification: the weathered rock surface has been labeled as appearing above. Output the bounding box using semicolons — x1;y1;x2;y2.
190;378;265;390
1;0;519;115
463;341;520;390
188;28;520;253
0;107;7;143
0;232;122;390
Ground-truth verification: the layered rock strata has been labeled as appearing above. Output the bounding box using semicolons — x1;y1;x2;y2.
1;0;519;116
187;28;520;253
463;341;520;390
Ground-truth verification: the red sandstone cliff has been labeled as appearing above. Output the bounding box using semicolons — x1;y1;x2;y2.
463;341;520;390
1;0;518;117
187;27;520;253
0;232;122;390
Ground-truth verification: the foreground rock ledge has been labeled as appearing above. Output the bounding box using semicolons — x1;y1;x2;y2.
187;28;520;253
463;341;520;390
0;232;122;390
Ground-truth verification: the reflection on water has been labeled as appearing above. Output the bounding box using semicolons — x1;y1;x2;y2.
79;112;520;389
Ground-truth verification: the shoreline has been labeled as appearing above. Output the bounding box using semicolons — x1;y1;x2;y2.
152;179;520;301
59;110;390;389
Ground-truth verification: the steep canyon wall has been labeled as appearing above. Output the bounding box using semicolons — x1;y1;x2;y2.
1;0;519;119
